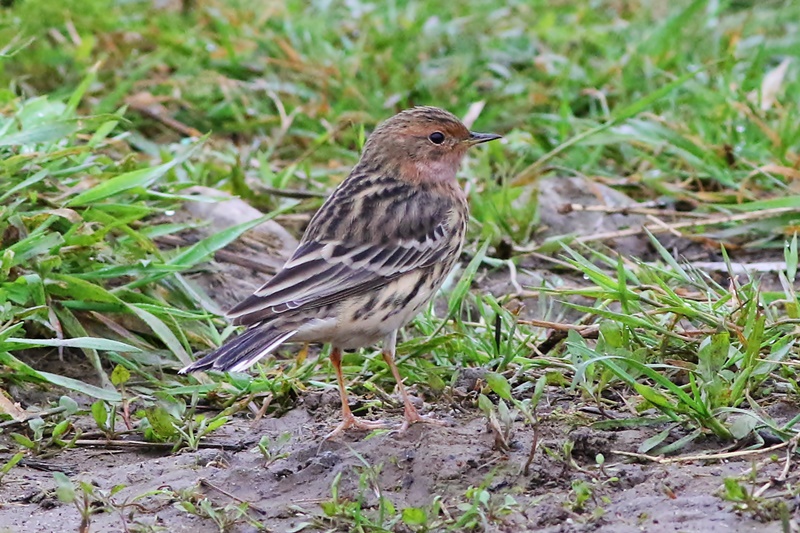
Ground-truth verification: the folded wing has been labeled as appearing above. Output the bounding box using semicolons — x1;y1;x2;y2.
227;220;453;326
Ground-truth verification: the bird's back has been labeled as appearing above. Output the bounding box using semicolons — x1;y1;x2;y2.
227;164;466;325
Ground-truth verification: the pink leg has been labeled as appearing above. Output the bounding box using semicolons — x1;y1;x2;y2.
382;332;446;432
382;349;424;431
325;347;388;439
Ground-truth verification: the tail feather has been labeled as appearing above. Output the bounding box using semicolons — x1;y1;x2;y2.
179;325;296;374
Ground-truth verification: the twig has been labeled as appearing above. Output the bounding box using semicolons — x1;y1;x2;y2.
523;424;539;476
0;406;67;428
749;436;795;498
560;203;711;218
579;406;618;419
19;458;77;475
127;95;203;138
612;435;799;464
574;206;797;244
506;259;523;294
251;393;273;424
71;439;252;451
275;213;313;224
198;478;267;514
518;318;599;333
753;481;773;499
645;214;683;238
778;436;797;483
461;100;486;129
763;359;800;369
75;429;138;440
524;252;576;270
531;319;600;355
516;207;799;251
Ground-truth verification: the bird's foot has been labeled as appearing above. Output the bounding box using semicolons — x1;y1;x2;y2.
325;414;390;440
396;406;450;433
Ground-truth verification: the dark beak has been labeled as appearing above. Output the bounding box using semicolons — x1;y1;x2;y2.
466;131;502;145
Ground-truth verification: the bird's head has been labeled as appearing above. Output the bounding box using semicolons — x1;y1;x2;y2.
360;106;501;185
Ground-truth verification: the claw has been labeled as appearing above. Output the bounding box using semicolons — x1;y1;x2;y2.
325;414;390;440
397;410;448;433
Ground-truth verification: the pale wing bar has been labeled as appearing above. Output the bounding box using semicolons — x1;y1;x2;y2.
227;224;451;325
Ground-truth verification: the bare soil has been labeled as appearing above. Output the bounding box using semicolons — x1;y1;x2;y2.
0;393;791;533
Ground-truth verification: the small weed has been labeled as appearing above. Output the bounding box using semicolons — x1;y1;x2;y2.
565;460;618;516
90;400;121;440
719;476;791;523
316;459;402;532
10;408;79;456
557;234;800;448
138;395;228;451
568;479;595;513
53;472;95;533
255;432;291;467
174;483;265;533
452;481;520;531
0;451;23;484
479;371;545;467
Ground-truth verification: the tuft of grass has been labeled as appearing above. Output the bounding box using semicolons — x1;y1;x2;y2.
542;232;800;449
0;91;263;397
292;452;520;532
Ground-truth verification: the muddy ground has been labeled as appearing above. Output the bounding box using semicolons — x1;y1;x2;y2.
2;182;798;532
1;392;793;532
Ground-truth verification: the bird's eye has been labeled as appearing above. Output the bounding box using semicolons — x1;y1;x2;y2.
428;131;445;144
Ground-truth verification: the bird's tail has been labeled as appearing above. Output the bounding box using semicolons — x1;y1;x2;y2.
179;324;296;375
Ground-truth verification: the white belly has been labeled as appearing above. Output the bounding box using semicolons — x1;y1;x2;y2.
291;268;445;349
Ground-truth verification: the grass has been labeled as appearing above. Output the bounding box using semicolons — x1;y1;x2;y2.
1;0;800;530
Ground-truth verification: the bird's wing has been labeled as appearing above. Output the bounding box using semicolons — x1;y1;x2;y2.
226;222;453;325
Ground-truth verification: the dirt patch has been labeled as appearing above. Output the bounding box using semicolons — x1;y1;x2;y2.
1;397;791;532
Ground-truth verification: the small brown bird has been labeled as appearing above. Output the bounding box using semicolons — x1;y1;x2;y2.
180;106;500;437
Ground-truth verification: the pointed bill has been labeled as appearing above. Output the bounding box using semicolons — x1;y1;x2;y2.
465;132;502;145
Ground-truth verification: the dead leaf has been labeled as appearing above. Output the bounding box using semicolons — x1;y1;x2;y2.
749;58;791;111
0;388;27;422
461;100;486;129
746;163;800;181
126;92;202;138
44;208;82;223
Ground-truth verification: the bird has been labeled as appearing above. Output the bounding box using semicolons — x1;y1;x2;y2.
179;106;501;438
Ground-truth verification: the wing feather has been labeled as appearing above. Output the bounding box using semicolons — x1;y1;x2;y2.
226;174;465;327
227;223;452;325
